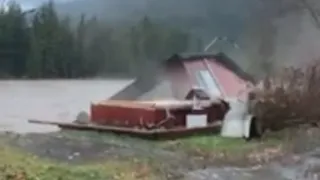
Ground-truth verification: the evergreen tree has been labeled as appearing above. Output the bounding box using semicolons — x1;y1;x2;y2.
0;1;29;77
0;1;193;79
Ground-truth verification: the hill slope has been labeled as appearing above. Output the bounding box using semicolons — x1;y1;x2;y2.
55;0;256;41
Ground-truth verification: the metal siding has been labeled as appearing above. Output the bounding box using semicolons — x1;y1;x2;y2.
207;59;248;98
90;100;228;129
91;104;160;127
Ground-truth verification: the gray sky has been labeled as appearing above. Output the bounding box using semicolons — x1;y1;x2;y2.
5;0;75;10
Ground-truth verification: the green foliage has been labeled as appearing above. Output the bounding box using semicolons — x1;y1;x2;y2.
160;135;279;153
0;1;194;79
0;143;157;180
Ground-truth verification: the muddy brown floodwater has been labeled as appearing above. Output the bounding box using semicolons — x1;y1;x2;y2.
2;80;320;180
0;79;133;133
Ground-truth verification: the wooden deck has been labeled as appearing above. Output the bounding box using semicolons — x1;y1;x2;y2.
29;119;222;140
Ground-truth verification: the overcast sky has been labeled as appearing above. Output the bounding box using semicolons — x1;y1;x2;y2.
8;0;75;10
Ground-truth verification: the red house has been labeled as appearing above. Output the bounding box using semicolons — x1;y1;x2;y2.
88;53;254;130
30;52;258;139
110;52;254;101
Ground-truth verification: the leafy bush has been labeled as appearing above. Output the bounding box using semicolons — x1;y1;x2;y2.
252;60;320;130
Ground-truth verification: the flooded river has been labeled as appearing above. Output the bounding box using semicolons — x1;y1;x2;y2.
0;79;133;133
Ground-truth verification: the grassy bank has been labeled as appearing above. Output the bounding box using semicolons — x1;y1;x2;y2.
0;139;158;180
1;126;318;180
36;130;285;166
58;130;282;155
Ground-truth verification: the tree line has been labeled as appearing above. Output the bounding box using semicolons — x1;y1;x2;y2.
0;1;195;78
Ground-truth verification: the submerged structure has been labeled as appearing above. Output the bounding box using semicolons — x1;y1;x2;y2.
110;52;254;101
30;52;262;140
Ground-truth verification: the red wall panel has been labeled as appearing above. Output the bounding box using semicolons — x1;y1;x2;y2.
90;101;228;129
91;104;158;128
206;59;248;98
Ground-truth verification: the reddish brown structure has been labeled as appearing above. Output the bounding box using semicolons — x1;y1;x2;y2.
109;52;254;101
29;52;254;139
90;99;229;130
89;52;253;132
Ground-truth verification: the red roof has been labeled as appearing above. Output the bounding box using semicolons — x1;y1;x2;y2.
110;52;253;100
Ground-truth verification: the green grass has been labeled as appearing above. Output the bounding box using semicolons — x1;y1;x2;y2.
158;134;284;162
0;142;158;180
0;130;286;180
177;136;280;150
0;125;309;180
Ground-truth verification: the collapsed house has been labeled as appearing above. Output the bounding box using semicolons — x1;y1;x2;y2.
110;52;254;101
30;52;261;140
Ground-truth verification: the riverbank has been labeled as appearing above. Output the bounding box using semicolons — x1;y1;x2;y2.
1;125;320;180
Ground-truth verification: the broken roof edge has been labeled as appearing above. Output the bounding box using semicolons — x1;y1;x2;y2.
109;66;167;100
164;52;256;83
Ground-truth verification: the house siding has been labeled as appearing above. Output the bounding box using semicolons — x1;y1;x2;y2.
207;59;248;98
109;53;252;101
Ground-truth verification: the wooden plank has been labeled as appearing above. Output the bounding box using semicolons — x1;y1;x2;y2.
93;99;223;110
28;119;150;134
28;119;222;140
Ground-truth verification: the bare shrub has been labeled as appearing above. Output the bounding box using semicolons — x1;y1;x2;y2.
252;59;320;130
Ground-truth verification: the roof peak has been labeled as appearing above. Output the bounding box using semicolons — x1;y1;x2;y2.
166;51;255;83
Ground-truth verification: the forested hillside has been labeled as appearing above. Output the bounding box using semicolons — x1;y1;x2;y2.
56;0;254;40
0;1;195;78
55;0;320;76
1;0;320;79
